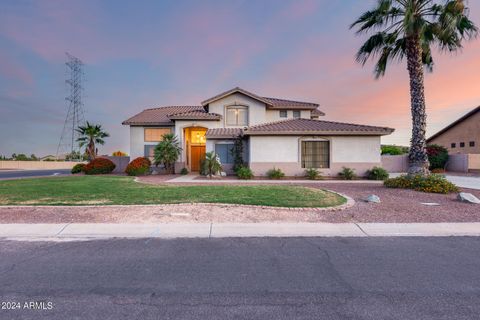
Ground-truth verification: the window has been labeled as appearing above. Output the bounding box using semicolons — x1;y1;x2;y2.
460;142;465;148
215;143;234;164
301;141;329;168
279;110;287;118
226;106;248;126
144;128;171;142
144;145;156;160
470;141;475;147
293;110;301;118
451;143;456;148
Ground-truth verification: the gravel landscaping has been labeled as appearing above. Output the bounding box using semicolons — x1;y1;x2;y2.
0;181;479;223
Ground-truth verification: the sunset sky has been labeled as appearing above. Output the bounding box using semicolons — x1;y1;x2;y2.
1;0;479;157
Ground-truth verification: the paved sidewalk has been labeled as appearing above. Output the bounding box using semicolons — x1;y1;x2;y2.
1;222;480;240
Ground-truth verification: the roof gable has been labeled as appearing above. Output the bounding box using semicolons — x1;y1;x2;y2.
427;106;480;142
201;87;274;107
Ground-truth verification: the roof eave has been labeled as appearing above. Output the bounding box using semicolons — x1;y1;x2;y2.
245;130;394;136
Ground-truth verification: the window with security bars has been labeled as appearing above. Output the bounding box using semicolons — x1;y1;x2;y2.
301;141;329;168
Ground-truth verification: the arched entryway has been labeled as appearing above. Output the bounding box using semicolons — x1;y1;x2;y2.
184;127;207;171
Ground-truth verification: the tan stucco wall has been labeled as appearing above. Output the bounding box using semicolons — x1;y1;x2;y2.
248;135;381;176
207;92;267;126
265;110;311;122
428;111;480;154
0;161;85;170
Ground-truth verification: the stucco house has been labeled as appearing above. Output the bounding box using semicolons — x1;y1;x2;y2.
122;87;394;176
427;106;480;154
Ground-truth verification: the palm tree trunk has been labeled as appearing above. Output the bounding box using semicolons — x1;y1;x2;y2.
406;36;430;175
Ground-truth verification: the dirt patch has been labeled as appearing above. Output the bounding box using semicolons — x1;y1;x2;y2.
0;183;478;223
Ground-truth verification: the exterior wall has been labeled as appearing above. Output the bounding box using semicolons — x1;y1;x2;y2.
0;161;85;170
102;156;130;173
381;155;409;173
174;120;222;167
129;126;174;159
265;110;311;122
249;135;381;176
428;111;480;154
207;93;267;126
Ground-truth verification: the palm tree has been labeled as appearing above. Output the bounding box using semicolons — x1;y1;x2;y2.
154;133;182;173
76;122;110;160
351;0;477;175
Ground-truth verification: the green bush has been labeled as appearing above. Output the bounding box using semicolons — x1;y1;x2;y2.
180;168;189;175
71;163;85;174
266;167;285;179
202;152;222;178
365;166;389;180
338;167;356;180
426;144;449;170
83;158;116;175
304;168;322;180
236;166;254;180
384;174;459;194
125;157;151;176
381;145;409;155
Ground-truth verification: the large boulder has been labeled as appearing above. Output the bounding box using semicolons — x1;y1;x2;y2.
457;192;480;204
364;194;381;203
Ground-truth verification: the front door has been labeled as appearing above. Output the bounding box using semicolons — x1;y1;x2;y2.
190;146;206;171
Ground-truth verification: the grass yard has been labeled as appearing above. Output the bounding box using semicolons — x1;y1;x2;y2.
0;176;346;208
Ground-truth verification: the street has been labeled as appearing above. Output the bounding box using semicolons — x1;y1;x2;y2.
0;237;479;319
0;169;71;180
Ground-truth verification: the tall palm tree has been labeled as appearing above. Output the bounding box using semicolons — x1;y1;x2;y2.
351;0;477;175
76;122;110;160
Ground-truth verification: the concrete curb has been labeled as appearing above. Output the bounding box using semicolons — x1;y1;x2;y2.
1;222;480;241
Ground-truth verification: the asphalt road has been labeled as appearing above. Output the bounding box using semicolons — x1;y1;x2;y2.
1;237;480;319
0;169;71;179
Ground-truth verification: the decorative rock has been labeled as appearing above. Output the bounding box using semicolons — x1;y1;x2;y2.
364;194;381;203
457;192;480;204
150;169;159;175
220;171;227;177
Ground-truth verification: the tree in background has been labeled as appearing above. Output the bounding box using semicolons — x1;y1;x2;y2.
76;122;110;160
351;0;477;175
154;133;182;173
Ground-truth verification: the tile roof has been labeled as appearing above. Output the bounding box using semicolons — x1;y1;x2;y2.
311;108;326;116
262;97;319;110
122;106;207;125
205;128;244;139
168;110;222;120
245;118;394;136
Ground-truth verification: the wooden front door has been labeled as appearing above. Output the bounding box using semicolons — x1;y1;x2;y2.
190;146;206;171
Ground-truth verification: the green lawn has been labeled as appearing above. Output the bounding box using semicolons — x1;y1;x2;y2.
0;176;346;208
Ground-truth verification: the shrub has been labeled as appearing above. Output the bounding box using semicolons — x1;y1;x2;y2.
338;167;356;180
365;166;389;180
236;166;254;180
202;152;222;178
125;157;151;176
304;168;322;180
71;163;85;174
426;144;449;170
381;145;408;155
83;158;116;175
431;168;445;174
266;167;285;179
180;168;189;175
112;150;128;157
384;174;459;194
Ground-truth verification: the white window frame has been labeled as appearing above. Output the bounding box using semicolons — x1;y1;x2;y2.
225;105;248;126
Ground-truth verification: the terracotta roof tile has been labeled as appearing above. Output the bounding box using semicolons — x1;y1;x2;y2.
168;110;221;120
262;97;319;109
245;118;394;136
311;108;326;116
122;106;205;125
205;128;244;139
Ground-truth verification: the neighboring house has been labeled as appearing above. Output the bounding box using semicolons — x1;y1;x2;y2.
427;106;480;154
122;87;394;176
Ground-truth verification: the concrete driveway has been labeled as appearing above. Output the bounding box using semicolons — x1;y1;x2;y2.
0;169;71;180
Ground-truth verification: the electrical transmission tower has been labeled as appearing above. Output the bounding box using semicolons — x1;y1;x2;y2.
56;53;86;160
